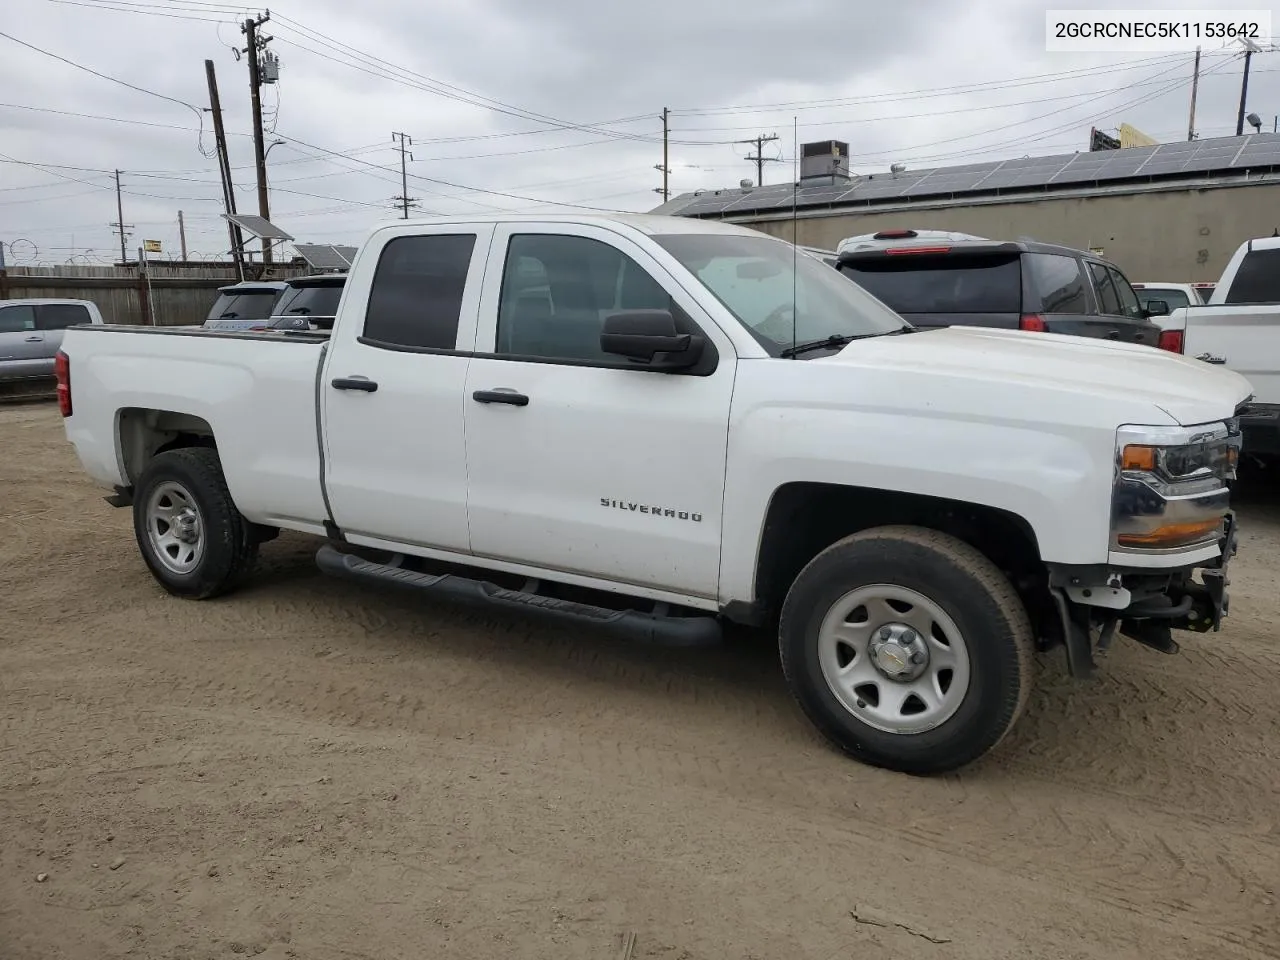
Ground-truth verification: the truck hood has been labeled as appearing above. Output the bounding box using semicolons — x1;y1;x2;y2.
823;326;1252;426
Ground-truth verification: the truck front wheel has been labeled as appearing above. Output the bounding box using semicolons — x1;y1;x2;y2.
132;447;259;600
779;525;1033;775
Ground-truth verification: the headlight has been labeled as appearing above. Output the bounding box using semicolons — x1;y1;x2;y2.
1112;422;1238;552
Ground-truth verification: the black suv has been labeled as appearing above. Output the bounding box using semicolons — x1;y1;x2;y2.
836;233;1168;347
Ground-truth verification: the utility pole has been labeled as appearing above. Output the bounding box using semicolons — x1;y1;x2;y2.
110;169;133;265
737;133;781;186
1188;46;1201;141
178;210;188;260
1236;44;1256;136
653;109;671;202
243;11;274;263
204;59;245;279
391;131;418;218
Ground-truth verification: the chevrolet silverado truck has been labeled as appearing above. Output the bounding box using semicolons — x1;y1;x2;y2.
56;213;1249;775
1158;237;1280;459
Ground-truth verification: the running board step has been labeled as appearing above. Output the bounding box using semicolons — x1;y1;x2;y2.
315;544;722;647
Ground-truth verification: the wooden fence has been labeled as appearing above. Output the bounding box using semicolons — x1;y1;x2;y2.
0;261;310;327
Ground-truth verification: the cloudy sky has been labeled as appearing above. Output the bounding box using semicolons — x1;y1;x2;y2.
0;0;1275;264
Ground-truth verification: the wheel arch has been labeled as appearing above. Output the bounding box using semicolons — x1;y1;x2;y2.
749;481;1045;630
116;407;217;487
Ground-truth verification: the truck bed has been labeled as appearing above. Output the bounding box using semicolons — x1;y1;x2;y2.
61;323;332;534
1180;305;1280;405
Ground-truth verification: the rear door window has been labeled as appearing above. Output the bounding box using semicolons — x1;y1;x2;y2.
36;303;92;330
1026;253;1089;314
1087;262;1122;315
838;253;1022;313
1224;248;1280;303
363;234;476;350
1108;267;1144;319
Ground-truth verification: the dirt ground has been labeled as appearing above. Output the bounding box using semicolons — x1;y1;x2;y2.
1;402;1277;960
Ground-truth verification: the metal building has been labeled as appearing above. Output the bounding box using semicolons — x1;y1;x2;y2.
652;133;1280;281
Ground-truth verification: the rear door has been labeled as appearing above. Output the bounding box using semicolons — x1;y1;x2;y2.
1082;261;1159;346
837;250;1022;329
0;304;47;380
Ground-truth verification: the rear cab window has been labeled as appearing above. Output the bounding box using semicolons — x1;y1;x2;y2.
838;252;1022;314
1224;248;1280;304
37;303;92;330
1135;287;1192;311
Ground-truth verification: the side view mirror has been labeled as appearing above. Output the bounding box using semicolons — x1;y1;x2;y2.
1144;299;1170;318
600;310;704;370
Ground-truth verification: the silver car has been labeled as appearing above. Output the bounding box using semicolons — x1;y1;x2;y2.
0;299;104;382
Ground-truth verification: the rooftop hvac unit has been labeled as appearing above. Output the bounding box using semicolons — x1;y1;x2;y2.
800;140;850;180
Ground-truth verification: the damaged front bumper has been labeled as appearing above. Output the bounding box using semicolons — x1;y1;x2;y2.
1046;510;1237;678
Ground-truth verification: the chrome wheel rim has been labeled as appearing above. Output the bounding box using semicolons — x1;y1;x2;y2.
145;480;205;575
817;583;971;735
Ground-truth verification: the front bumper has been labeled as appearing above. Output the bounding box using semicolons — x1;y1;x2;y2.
1047;510;1236;677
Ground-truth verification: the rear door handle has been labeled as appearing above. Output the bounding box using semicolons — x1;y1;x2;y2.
25;336;43;342
472;389;529;406
332;376;378;392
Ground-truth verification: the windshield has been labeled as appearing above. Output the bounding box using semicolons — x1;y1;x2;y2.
206;290;281;321
652;233;907;356
273;283;344;319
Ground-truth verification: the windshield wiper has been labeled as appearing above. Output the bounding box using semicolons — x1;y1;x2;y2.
779;329;910;358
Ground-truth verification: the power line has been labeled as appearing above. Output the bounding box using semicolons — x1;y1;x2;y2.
670;51;1226;116
0;30;203;118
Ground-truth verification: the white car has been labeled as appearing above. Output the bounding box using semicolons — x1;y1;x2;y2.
56;213;1248;774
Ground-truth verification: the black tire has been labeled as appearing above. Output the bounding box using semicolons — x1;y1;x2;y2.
779;525;1033;775
132;447;258;600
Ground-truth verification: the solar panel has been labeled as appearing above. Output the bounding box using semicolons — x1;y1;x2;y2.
225;213;294;241
294;243;356;270
663;133;1280;220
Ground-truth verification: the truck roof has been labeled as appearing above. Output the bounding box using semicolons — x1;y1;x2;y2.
367;211;765;239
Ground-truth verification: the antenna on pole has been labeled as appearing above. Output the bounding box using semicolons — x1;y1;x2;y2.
789;116;798;359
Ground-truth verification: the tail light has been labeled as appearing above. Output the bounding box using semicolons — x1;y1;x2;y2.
885;246;950;255
55;350;72;417
1019;314;1047;332
1158;329;1184;353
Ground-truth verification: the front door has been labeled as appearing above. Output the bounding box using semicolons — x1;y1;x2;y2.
0;304;47;380
322;224;494;554
462;224;737;600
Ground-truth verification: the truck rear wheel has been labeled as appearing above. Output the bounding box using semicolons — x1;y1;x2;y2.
779;525;1033;775
132;447;258;600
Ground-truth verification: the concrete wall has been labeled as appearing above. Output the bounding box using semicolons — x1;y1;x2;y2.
736;181;1280;282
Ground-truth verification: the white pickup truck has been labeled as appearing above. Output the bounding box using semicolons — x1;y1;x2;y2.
57;213;1249;774
1159;237;1280;459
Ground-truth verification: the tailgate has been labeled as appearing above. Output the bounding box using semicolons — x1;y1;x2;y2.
1183;306;1280;403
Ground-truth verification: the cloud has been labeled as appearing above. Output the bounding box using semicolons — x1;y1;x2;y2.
0;0;1271;262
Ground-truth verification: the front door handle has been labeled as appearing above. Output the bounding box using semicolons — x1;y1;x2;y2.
472;389;529;407
332;376;378;392
25;336;43;342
